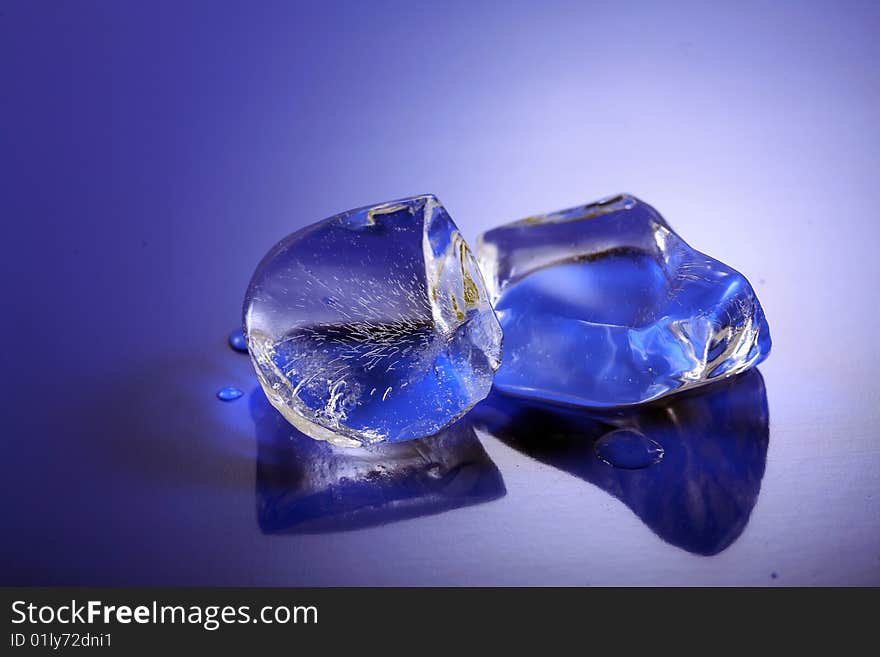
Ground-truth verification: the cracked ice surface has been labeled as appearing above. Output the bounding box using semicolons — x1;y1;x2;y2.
244;195;502;446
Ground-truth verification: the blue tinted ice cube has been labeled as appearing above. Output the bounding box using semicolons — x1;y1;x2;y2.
477;194;770;407
244;195;502;445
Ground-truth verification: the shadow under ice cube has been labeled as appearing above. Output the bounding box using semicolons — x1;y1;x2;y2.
251;388;506;533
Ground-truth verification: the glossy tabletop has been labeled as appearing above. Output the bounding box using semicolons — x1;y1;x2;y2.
2;0;878;586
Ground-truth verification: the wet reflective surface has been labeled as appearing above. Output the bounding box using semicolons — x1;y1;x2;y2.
252;389;505;534
471;370;769;556
3;2;879;585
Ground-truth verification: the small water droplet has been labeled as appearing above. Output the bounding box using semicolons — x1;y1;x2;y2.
216;386;243;401
228;329;248;353
595;430;664;469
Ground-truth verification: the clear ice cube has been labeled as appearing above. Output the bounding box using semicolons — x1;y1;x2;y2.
477;194;771;407
244;195;502;446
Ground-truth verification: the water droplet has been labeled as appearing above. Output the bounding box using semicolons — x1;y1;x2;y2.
217;386;243;401
595;430;664;469
228;328;248;353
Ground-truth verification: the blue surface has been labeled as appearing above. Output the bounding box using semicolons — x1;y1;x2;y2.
481;194;771;406
594;431;665;471
252;389;505;534
470;370;768;556
2;0;879;585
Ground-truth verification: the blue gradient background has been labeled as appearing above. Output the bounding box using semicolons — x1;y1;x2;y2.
2;0;878;585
